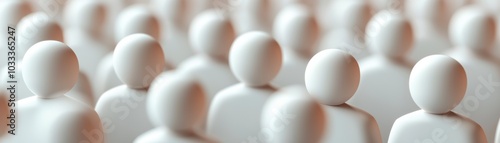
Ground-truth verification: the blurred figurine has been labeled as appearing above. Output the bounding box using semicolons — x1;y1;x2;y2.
446;6;500;142
261;86;326;143
207;31;282;143
405;0;451;63
305;49;382;143
389;55;487;143
270;4;319;88
95;34;165;143
0;0;32;69
135;74;215;143
347;10;418;142
3;41;104;143
231;0;273;35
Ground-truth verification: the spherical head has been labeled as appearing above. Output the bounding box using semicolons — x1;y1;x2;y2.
22;41;79;98
305;49;360;106
147;74;205;132
114;5;160;43
18;12;63;59
409;55;467;114
366;10;413;58
63;0;105;32
113;34;166;89
449;6;496;51
229;31;282;87
189;9;236;60
273;4;319;52
336;1;371;31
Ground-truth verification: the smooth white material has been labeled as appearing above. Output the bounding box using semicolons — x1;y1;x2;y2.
135;74;215;143
271;4;318;88
389;55;487;143
347;10;419;142
405;0;450;63
261;86;326;143
151;0;194;67
305;49;382;143
446;6;500;143
0;0;31;69
207;31;282;143
3;41;104;143
231;0;272;35
94;5;163;96
95;34;165;143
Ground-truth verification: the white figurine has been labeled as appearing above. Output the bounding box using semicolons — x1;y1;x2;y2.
135;73;215;143
231;0;273;34
405;0;451;63
445;6;500;142
63;0;111;90
95;34;166;143
94;4;165;97
305;49;382;143
67;73;95;107
261;86;326;143
207;31;282;143
0;0;32;69
2;41;104;143
317;0;371;59
150;0;194;67
347;10;419;142
389;55;487;143
149;9;238;128
1;12;93;104
270;4;319;88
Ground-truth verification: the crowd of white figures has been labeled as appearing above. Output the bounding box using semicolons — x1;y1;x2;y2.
2;0;500;143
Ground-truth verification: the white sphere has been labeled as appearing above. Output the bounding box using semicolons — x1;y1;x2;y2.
229;31;282;87
273;4;318;52
449;6;496;51
147;73;205;132
409;55;466;114
305;49;360;106
189;9;235;59
114;4;159;43
22;41;79;98
365;10;413;58
113;34;165;89
18;12;63;58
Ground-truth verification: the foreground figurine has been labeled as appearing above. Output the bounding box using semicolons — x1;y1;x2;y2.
305;49;381;143
2;41;104;143
261;86;326;143
95;34;166;143
389;55;486;143
207;31;282;143
135;74;215;143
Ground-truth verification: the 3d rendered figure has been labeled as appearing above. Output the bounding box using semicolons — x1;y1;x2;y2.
149;9;238;128
135;74;215;143
388;55;487;143
405;0;451;63
2;41;104;143
207;31;282;143
63;0;111;90
231;0;273;35
445;6;500;142
261;86;326;143
270;4;319;88
305;49;382;143
150;0;194;67
0;0;31;69
94;4;163;97
317;0;371;59
347;10;419;142
95;34;165;143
